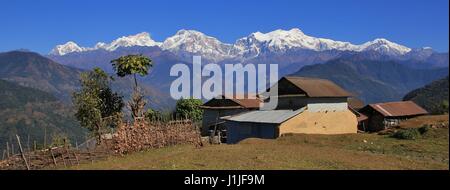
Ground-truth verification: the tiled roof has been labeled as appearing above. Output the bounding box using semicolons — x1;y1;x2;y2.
283;76;352;97
366;101;428;117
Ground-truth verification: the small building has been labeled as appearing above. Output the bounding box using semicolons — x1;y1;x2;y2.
222;76;358;143
199;95;261;137
263;76;352;111
359;101;428;132
223;107;357;143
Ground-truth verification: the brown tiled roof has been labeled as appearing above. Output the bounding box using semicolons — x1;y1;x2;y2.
357;113;368;122
220;94;261;108
367;101;428;117
231;99;261;108
284;76;352;97
201;94;261;109
348;97;365;110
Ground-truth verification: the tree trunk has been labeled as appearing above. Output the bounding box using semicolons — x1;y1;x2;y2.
133;73;138;89
95;122;102;145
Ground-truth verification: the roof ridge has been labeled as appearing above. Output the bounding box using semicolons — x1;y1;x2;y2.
282;76;352;97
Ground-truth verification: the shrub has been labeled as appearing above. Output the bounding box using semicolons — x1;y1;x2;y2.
418;125;431;134
175;98;203;121
392;128;421;140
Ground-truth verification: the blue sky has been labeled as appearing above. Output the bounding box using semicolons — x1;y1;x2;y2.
0;0;448;53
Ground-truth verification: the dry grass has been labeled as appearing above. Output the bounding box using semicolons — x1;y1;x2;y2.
66;115;449;170
398;115;449;129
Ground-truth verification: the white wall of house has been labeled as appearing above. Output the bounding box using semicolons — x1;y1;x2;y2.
307;97;348;112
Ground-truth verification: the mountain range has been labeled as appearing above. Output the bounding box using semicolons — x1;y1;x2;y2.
46;28;448;106
49;28;436;63
0;28;446;108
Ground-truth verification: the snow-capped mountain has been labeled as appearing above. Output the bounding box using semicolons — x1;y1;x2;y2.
405;47;434;60
96;32;161;52
50;32;161;55
233;28;358;58
233;28;412;58
49;28;416;60
356;38;411;56
50;41;87;56
161;29;234;62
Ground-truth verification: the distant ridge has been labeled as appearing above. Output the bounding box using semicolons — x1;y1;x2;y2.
403;76;449;114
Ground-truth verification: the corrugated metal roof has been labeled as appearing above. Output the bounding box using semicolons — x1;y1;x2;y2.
367;101;428;117
283;76;352;97
222;107;306;124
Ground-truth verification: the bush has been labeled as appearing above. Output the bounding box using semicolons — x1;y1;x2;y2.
418;125;431;134
175;98;203;121
392;128;421;140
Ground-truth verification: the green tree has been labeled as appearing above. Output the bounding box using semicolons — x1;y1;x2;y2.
144;108;162;121
440;100;449;114
111;55;152;119
111;54;152;89
72;68;124;144
175;98;203;121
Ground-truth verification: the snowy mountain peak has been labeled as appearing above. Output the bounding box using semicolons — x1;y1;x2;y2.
359;38;411;55
250;28;306;42
100;32;161;51
49;32;161;55
161;29;234;61
234;28;359;58
174;29;205;36
288;28;304;33
50;41;85;55
94;42;107;49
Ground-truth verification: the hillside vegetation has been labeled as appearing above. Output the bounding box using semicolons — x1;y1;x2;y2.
403;76;449;114
0;79;86;150
0;51;83;102
68;115;448;170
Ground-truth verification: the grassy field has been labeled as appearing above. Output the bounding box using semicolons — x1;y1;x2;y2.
67;115;449;170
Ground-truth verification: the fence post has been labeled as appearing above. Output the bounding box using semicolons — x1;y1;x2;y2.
27;134;30;152
16;135;30;170
49;148;57;167
6;142;10;158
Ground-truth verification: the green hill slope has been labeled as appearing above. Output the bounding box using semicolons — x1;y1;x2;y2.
0;79;86;150
0;51;83;102
403;76;449;114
